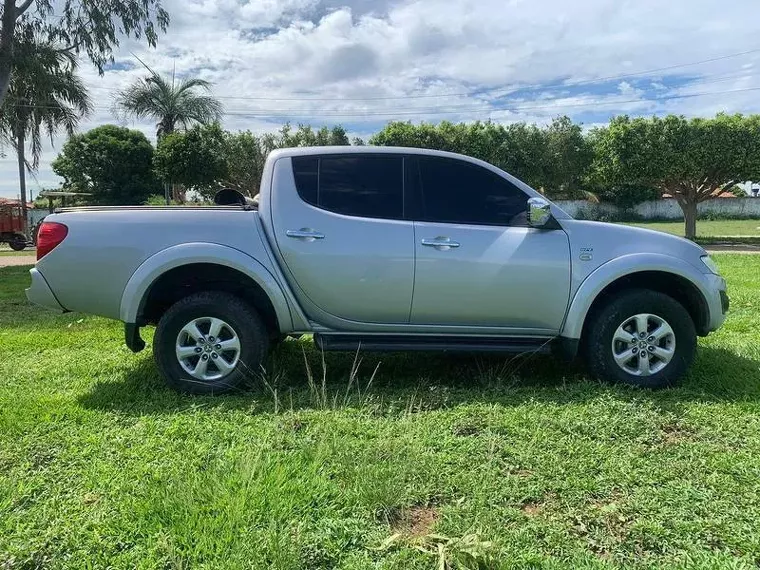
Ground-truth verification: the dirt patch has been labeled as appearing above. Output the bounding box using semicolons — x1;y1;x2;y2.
452;423;481;436
390;505;440;538
521;501;542;516
569;493;632;558
82;492;101;506
279;416;305;432
660;423;693;446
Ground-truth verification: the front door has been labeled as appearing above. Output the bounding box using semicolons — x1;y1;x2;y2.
407;155;571;333
270;154;414;324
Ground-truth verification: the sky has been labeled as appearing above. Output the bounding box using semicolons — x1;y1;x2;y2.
2;0;760;199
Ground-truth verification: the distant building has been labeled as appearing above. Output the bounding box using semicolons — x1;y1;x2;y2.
736;182;759;197
0;198;34;208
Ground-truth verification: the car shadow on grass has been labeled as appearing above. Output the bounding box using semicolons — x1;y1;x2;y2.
77;340;760;416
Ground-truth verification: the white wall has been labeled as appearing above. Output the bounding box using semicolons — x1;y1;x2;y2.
556;197;760;220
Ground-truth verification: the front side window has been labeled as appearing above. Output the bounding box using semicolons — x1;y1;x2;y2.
292;155;403;220
413;156;528;226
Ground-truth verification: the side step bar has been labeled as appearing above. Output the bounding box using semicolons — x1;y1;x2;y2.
313;334;553;354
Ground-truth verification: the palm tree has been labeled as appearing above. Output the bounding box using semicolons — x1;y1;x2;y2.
115;59;223;203
0;39;91;231
115;59;223;140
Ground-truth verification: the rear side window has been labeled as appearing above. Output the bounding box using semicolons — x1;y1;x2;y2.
413;156;528;226
291;155;403;220
292;156;318;204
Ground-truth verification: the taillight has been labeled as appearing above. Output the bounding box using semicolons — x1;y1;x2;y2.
37;222;68;260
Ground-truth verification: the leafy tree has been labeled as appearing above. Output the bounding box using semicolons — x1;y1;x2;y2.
220;124;351;198
52;124;160;205
150;123;354;202
370;120;459;153
0;38;90;228
222;130;270;197
493;122;545;188
150;123;352;201
592;183;661;210
727;185;748;198
370;118;592;199
153;123;228;199
590;114;760;239
115;59;223;139
0;0;169;105
279;123;349;147
144;193;180;206
541;116;593;195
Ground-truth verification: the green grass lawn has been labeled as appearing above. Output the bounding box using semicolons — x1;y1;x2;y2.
2;257;760;569
627;219;760;238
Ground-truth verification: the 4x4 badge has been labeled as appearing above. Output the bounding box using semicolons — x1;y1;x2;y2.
580;247;593;261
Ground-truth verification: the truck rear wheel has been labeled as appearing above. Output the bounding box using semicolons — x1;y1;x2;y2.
584;289;696;389
153;292;269;394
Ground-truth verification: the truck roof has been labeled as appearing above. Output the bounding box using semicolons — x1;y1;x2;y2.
269;145;486;162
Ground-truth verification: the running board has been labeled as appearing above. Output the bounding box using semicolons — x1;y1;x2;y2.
313;334;553;354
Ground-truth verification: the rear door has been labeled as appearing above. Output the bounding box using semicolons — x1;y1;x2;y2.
407;155;571;333
270;153;415;324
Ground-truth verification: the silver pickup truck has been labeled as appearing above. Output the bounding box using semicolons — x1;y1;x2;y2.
27;147;728;393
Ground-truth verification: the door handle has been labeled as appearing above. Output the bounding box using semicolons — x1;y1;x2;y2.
286;229;325;240
421;237;460;249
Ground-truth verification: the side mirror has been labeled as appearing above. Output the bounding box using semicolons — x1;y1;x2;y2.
527;197;552;228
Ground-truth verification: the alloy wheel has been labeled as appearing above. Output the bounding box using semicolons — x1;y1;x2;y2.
175;316;241;381
611;313;676;377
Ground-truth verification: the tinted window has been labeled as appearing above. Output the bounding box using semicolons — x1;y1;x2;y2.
415;156;528;226
291;156;318;204
292;155;403;220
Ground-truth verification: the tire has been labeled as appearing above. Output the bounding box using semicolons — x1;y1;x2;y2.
584;289;696;389
8;236;26;251
153;292;270;395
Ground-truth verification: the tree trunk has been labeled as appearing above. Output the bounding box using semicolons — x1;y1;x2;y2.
0;57;11;106
681;199;698;240
16;132;28;234
172;183;186;203
0;0;17;106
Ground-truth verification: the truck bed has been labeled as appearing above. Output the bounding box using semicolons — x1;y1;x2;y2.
55;205;255;213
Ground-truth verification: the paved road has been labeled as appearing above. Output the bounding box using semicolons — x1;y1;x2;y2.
704;244;760;253
0;256;36;267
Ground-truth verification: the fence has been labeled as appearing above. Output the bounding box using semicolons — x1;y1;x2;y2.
29;210;47;227
555;197;760;220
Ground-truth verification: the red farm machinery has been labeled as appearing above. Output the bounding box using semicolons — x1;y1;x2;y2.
0;200;33;251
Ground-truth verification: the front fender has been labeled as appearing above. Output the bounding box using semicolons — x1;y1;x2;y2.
561;253;711;339
119;242;294;331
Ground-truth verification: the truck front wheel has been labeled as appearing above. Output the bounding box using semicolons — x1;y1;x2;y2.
153;292;269;394
584;289;696;389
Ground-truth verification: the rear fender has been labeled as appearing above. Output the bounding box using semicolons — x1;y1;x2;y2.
119;242;294;331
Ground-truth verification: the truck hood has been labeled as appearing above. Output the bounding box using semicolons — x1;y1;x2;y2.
560;219;708;274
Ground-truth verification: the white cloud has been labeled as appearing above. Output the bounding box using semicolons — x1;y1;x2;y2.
3;0;760;197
